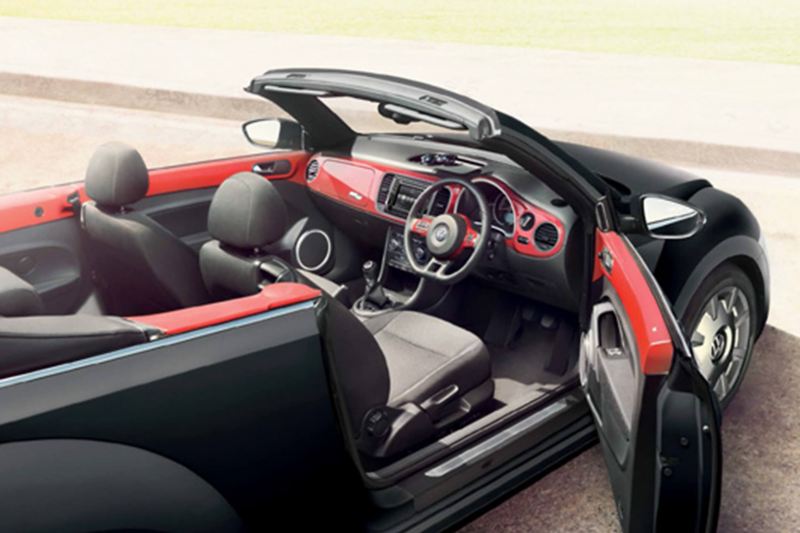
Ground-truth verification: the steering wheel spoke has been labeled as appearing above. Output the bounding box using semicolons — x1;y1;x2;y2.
409;215;433;236
461;216;480;250
423;257;452;279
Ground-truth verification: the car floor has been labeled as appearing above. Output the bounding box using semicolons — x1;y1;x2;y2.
488;312;579;406
435;281;580;408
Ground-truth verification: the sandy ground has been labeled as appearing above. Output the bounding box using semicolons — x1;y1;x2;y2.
1;95;798;531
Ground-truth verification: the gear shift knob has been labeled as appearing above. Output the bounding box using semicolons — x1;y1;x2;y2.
360;260;387;310
362;260;378;287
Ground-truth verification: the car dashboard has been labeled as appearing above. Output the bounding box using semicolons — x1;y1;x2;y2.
303;135;582;310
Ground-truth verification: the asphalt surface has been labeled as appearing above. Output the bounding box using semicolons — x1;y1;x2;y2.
3;17;799;155
1;96;798;532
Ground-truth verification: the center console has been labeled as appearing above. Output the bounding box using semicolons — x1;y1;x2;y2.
353;226;448;315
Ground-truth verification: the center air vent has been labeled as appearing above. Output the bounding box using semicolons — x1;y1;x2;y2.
534;223;559;251
306;159;320;182
377;173;394;205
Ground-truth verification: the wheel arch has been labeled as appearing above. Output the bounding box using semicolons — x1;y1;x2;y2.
670;239;769;336
0;439;243;532
651;186;769;335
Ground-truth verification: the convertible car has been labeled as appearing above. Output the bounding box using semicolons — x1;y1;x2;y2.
0;70;768;532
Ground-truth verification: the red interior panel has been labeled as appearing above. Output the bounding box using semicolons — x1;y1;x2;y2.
0;152;310;235
594;230;673;375
148;151;310;196
129;282;321;336
450;179;566;259
307;155;438;220
307;156;566;258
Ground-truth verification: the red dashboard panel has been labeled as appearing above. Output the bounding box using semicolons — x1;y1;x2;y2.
488;180;566;258
306;155;566;258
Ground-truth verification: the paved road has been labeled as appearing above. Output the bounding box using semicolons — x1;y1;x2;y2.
2;16;799;155
1;96;798;531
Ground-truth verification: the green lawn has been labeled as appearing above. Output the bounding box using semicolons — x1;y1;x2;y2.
3;0;799;64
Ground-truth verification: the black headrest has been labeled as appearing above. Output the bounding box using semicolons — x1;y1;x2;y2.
85;142;149;208
207;172;288;250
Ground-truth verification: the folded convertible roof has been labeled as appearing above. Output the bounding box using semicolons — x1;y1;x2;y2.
247;68;502;141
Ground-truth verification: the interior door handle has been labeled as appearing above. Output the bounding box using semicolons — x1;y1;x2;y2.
252;159;292;176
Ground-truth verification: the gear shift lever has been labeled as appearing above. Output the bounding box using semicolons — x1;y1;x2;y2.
361;260;388;309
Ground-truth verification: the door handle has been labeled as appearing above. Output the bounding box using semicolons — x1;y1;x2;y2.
252;159;292;176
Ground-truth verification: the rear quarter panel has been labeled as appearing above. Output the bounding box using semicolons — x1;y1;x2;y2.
0;302;363;530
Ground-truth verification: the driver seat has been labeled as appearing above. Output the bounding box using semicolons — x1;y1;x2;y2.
200;173;494;458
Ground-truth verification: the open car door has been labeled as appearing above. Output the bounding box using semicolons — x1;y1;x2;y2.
580;228;722;532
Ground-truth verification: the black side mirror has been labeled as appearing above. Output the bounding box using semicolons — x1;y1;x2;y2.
242;118;305;150
640;194;706;240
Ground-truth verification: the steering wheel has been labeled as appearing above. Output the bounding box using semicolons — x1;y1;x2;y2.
404;178;490;284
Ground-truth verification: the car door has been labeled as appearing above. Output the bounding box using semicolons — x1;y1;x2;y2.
580;228;721;532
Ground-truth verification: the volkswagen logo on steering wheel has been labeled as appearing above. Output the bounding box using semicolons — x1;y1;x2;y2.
433;224;450;243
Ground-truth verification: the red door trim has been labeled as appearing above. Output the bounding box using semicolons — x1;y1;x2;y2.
0;151;311;235
594;230;673;375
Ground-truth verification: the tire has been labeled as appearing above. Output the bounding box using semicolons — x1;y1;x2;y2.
680;263;758;408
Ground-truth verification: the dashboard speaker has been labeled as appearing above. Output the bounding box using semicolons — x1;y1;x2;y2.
295;229;332;272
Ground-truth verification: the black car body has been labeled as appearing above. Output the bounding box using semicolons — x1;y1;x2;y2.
0;70;768;532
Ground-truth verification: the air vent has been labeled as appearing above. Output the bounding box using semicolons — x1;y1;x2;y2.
305;160;320;182
534;223;559;251
428;188;451;216
377;173;394;205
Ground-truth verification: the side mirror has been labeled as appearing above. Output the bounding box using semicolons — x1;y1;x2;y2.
242;118;304;150
640;194;706;240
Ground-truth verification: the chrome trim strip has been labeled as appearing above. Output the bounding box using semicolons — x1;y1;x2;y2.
0;301;317;390
424;398;570;478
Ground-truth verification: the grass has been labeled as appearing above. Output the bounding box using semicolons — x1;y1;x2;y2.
2;0;800;64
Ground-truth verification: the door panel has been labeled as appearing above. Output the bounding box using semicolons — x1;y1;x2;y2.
135;188;216;252
581;228;721;532
139;151;311;251
0;218;90;314
0;151;312;310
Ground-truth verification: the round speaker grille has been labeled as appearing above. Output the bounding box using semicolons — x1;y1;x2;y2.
295;229;332;272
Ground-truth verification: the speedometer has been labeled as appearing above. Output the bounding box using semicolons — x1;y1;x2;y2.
493;195;515;232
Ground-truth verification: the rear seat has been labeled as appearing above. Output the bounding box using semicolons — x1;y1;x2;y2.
0;266;43;317
0;266;149;379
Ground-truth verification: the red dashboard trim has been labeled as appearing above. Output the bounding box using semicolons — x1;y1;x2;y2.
129;282;321;336
307;155;566;259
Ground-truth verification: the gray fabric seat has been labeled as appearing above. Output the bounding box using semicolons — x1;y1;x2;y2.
81;142;209;315
200;172;494;457
364;311;491;407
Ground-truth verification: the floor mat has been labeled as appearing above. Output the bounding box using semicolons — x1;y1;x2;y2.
489;321;578;405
